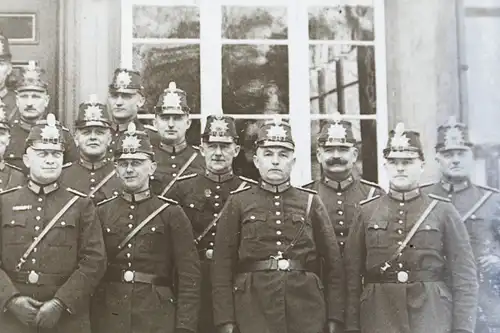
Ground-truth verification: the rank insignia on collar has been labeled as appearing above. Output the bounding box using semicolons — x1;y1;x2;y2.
210;118;229;135
23;61;40;81
41;114;60;141
116;71;132;89
13;205;32;211
390;122;410;149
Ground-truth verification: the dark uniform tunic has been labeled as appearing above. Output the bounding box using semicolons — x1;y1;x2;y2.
0;161;25;190
423;180;500;332
0;180;107;333
5;119;79;172
60;158;121;205
170;170;244;333
212;180;345;333
91;189;201;333
345;189;478;333
0;87;17;123
149;140;205;196
307;176;383;253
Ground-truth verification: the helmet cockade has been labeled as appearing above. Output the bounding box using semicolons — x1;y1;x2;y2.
115;71;132;89
162;82;182;109
327;113;347;143
390;122;410;149
444;121;465;147
40;114;60;142
23;61;40;81
209;117;229;136
266;118;287;141
122;122;141;153
84;94;103;121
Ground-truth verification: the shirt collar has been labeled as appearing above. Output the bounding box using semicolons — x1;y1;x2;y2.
204;169;234;183
121;188;151;203
79;157;109;171
440;179;470;193
159;141;187;154
259;179;291;194
28;180;59;195
388;188;420;202
322;174;354;191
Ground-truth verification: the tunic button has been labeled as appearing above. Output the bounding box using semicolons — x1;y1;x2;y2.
339;221;344;225
35;226;40;231
31;259;36;264
128;262;132;267
374;225;379;229
211;232;216;236
471;214;476;220
209;242;214;246
215;195;220;199
213;213;218;217
61;221;66;226
216;186;221;189
276;212;281;216
128;224;133;229
425;225;431;230
171;156;175;159
340;232;344;236
274;196;280;199
172;173;177;177
398;241;403;245
338;211;344;215
38;198;43;202
189;204;194;208
213;222;217;227
276;220;282;224
274;202;280;206
10;220;15;224
399;211;404;215
106;228;111;233
397;229;403;234
130;205;135;209
215;203;220;207
398;220;403;224
250;216;255;220
172;164;177;168
276;230;282;235
337;200;342;204
399;202;404;206
90;179;96;183
128;244;132;248
90;172;95;176
340;241;345;245
129;214;134;219
276;241;282;246
448;194;452;198
151;227;156;232
33;248;37;253
35;216;41;221
126;253;131;258
337;192;342;196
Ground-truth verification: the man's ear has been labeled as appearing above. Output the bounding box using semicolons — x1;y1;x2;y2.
136;94;145;108
23;152;31;168
199;143;206;157
352;147;359;161
149;160;158;175
186;117;192;128
43;94;50;108
233;144;241;157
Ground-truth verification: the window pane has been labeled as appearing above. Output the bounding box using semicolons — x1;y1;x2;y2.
132;43;201;115
133;5;200;38
222;44;289;114
310;119;378;181
221;6;288;39
308;5;374;41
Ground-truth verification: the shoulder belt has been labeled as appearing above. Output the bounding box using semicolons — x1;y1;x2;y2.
460;190;494;223
296;186;318;194
160;152;199;196
62;162;73;169
176;173;198;181
5;162;23;172
282;193;315;254
360;179;382;188
158;196;179;205
230;185;252;195
0;185;23;195
96;195;118;207
301;180;315;188
360;194;381;205
419;181;435;188
192;145;200;151
478;184;500;193
16;194;82;271
66;187;88;197
144;124;158;132
61;126;70;132
428;193;451;202
116;202;172;252
238;176;258;184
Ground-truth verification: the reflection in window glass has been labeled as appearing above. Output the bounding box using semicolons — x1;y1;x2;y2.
132;43;201;115
222;6;287;39
132;5;200;39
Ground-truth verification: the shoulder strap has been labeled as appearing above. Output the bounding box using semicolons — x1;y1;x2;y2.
360;194;380;205
5;162;22;172
296;186;318;195
96;195;118;206
460;191;494;223
238;175;258;184
160;152;198;196
306;193;313;218
478;184;500;193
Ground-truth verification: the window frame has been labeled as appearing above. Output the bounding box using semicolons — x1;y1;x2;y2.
121;0;389;188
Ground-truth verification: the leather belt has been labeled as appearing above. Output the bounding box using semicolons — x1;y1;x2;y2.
364;270;443;284
105;267;171;286
9;271;68;286
238;259;309;273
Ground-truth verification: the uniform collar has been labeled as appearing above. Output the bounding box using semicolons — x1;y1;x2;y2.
204;168;234;183
322;174;354;191
113;120;135;133
28;180;59;195
259;179;291;194
159;141;187;154
79;157;109;171
13;118;33;132
440;179;470;193
121;188;151;203
0;86;7;99
388;188;420;202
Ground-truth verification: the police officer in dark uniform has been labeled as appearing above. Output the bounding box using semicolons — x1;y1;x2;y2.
61;94;121;204
148;82;204;195
212;118;345;333
170;114;246;333
0;35;17;122
345;122;478;333
307;112;383;253
0;100;24;189
422;117;500;333
5;61;78;172
91;122;201;333
0;113;107;333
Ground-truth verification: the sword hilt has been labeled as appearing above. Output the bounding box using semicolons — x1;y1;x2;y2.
15;258;26;272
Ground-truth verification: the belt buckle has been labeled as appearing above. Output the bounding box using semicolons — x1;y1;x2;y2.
397;271;409;283
28;270;39;284
123;270;135;283
277;259;290;271
205;249;214;260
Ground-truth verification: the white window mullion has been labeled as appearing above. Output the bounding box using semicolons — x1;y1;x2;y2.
288;1;311;187
121;0;134;67
199;0;222;132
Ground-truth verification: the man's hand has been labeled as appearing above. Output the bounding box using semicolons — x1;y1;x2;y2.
479;254;500;274
35;298;65;329
6;296;43;326
218;322;237;333
327;320;340;333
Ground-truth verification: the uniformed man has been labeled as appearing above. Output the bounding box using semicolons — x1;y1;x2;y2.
5;61;78;172
422;116;500;333
170;115;245;333
0;35;17;122
148;81;204;195
0;100;25;189
212;118;345;333
61;94;121;204
107;68;147;154
307;112;384;253
91;122;201;333
344;122;478;333
0;113;107;333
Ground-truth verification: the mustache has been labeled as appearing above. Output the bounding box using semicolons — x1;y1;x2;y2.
325;157;348;166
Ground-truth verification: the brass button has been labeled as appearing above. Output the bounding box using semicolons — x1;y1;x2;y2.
276;230;282;235
276;220;282;224
276;241;282;246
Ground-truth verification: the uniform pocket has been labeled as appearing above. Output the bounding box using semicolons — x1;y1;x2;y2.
137;222;166;254
2;218;29;245
413;223;441;249
48;219;77;247
366;220;389;248
241;213;266;240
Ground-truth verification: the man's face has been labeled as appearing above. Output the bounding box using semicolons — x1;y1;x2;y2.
154;114;191;144
24;148;63;184
108;91;144;122
75;126;112;159
316;145;358;176
0;60;12;87
115;158;156;193
253;146;295;184
0;128;10;157
436;148;474;180
201;141;240;174
384;157;424;192
17;91;49;121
